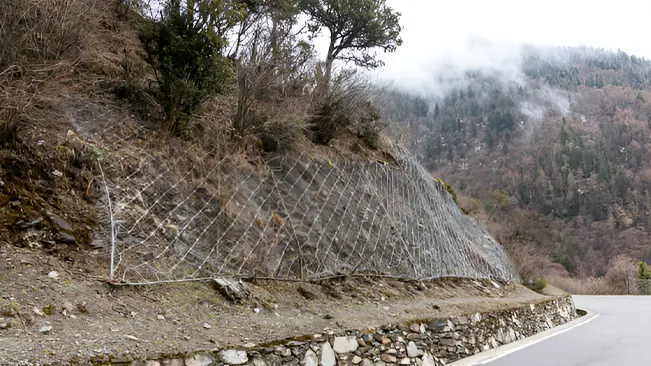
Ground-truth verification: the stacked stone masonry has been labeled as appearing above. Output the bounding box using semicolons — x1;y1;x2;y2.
119;296;576;366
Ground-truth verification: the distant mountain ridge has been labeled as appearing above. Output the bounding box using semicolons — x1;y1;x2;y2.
382;45;651;278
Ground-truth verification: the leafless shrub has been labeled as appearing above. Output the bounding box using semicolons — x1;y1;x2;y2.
227;9;317;151
501;240;549;282
604;254;636;294
231;60;312;152
306;69;386;146
0;0;93;68
0;106;21;145
547;256;636;295
548;275;620;295
0;0;100;146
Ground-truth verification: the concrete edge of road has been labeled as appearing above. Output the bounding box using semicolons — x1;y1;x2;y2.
448;308;599;366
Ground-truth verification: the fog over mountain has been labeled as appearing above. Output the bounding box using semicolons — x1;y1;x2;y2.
375;0;651;90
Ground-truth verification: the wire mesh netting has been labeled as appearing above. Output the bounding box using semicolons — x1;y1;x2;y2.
95;145;519;285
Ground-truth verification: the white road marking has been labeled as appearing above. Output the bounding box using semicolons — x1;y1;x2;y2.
449;310;600;366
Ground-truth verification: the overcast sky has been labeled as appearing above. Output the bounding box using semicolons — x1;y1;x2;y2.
312;0;651;90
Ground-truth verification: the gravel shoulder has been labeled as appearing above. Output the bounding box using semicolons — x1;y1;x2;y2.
0;244;553;365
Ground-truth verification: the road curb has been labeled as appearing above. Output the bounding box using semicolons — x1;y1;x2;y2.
448;308;600;365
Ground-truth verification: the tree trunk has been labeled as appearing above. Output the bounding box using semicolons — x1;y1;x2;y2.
231;18;249;60
270;10;280;65
234;64;248;133
318;37;336;96
324;52;334;86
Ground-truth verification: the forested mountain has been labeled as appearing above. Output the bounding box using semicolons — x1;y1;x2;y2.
383;46;651;278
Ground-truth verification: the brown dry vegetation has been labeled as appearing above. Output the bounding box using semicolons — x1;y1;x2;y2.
547;255;638;295
0;0;392;250
454;188;639;295
0;1;141;254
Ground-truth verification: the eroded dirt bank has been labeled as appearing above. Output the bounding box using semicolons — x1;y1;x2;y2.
0;243;557;365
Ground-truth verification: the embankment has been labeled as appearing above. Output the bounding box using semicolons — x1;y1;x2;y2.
106;295;577;366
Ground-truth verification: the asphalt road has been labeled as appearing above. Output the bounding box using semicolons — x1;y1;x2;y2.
480;296;651;366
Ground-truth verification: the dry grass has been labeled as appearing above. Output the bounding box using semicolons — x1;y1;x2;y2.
0;0;120;147
0;0;94;68
306;69;386;147
547;275;621;295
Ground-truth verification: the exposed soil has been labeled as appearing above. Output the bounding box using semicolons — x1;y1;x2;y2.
0;243;553;365
0;130;98;253
0;90;550;366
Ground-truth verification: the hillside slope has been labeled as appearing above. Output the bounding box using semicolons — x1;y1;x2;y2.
96;139;519;284
0;2;568;364
0;1;519;285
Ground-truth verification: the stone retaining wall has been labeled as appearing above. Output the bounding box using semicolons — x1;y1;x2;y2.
117;296;577;366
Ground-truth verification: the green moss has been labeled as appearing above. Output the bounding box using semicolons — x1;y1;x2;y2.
77;303;89;314
526;277;547;293
0;298;19;317
258;333;318;348
293;334;316;342
42;304;56;316
433;178;460;207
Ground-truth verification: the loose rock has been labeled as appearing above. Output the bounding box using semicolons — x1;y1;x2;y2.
252;358;267;366
62;302;75;313
407;341;418;357
303;350;318;366
320;341;336;366
220;350;247;365
162;360;184;366
333;336;358;354
33;306;45;317
57;232;77;244
213;278;249;301
39;325;53;334
410;323;421;333
422;352;436;366
380;354;397;363
194;353;216;366
48;213;74;232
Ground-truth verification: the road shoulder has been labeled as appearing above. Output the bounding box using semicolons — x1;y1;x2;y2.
449;308;599;365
